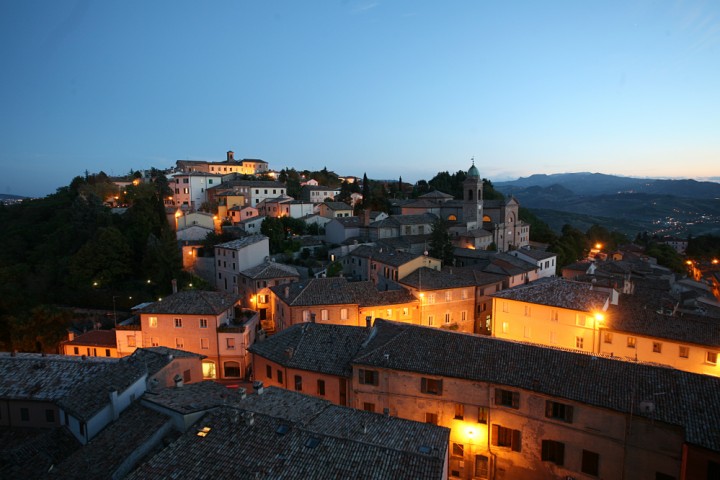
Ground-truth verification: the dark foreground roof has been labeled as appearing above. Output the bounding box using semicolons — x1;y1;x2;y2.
128;387;449;480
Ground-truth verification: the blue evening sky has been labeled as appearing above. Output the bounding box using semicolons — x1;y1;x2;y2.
1;1;719;197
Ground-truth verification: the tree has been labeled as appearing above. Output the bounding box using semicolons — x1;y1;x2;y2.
361;173;370;209
429;218;454;266
69;226;134;286
261;217;286;254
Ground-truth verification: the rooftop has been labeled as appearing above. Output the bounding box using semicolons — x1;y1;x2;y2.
270;278;417;308
492;277;610;312
399;267;477;291
349;245;427;267
140;290;239;316
215;234;268;250
240;261;300;280
143;381;245;414
354;319;720;452
322;201;353;211
63;329;117;348
128;387;448;480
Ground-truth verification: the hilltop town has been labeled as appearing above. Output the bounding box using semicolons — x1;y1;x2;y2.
1;151;720;479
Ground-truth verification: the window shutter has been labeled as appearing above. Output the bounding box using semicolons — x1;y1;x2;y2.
491;425;499;446
512;392;520;409
565;405;574;423
511;429;521;452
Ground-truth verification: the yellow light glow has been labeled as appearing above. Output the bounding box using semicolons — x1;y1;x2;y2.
595;243;602;250
713;259;719;265
686;260;693;265
594;313;604;322
175;211;182;218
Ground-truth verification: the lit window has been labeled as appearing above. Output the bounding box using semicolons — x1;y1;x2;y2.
653;342;662;353
603;332;613;344
707;352;718;365
201;338;209;350
321;310;328;321
386;309;392;318
502;322;509;334
454;403;464;420
627;337;636;349
176;338;184;349
452;442;464;457
428;294;435;304
403;307;409;317
226;338;236;350
576;336;584;349
421;377;443;395
477;407;488;424
340;308;348;320
149;316;158;328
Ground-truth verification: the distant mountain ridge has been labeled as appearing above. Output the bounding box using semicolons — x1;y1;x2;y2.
495;172;720;199
494;173;720;237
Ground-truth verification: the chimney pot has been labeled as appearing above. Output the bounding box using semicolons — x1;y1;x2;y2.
253;381;264;395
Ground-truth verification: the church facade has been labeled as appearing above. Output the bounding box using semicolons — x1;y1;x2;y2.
401;162;530;252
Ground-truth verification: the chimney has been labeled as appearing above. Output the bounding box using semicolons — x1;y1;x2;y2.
363;209;371;226
68;331;75;341
366;316;372;328
108;388;119;421
11;350;16;357
237;387;247;400
284;286;290;298
171;279;178;294
243;411;255;426
173;373;184;388
285;347;294;360
253;381;264;395
227;151;234;161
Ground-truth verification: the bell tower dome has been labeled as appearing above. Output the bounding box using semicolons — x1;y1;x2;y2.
463;158;483;229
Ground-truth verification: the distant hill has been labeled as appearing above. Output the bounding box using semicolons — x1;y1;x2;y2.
0;193;27;201
495;173;720;237
495;173;720;199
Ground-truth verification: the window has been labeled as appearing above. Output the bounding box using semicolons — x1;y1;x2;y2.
127;335;136;347
199;318;208;328
576;315;587;327
226;338;236;350
444;313;451;324
461;311;467;321
201;338;209;350
105;349;111;357
545;400;574;423
502;301;509;313
317;379;325;396
478;407;488;424
358;369;379;385
340;308;348;320
266;365;272;379
183;369;191;383
421;378;443;395
277;370;283;384
151;337;159;347
386;308;392;318
174;318;182;328
20;408;29;421
149;316;158;328
541;440;565;465
294;375;302;391
462;289;468;299
603;331;613;344
454;403;464;420
474;455;489;479
363;402;375;412
425;412;438;424
524;305;531;316
524;326;532;338
576;336;584;349
403;307;409;317
176;338;184;349
428;294;435;304
428;315;434;326
679;346;689;358
320;309;328;321
582;450;600;476
452;442;464;457
707;351;718;365
73;347;79;354
653;341;662;353
224;361;241;377
495;389;519;409
445;291;452;302
627;337;637;348
502;322;509;333
492;425;521;451
46;409;55;423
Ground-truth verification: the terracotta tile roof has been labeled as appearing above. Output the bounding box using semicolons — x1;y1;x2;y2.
354;319;720;452
240;261;300;280
322;201;352;211
0;353;116;403
370;213;437;227
215;234;268;250
49;403;173;480
128;388;448;480
57;356;147;421
130;347;205;378
63;330;117;348
606;295;720;346
493;277;610;311
140;290;239;315
399;267;477;290
143;381;245;414
419;190;454;199
350;245;426;267
249;323;371;377
270;278;417;309
0;427;79;479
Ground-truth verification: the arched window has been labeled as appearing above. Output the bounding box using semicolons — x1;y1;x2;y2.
224;361;241;378
483;215;492;222
468;190;473;200
447;214;457;221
